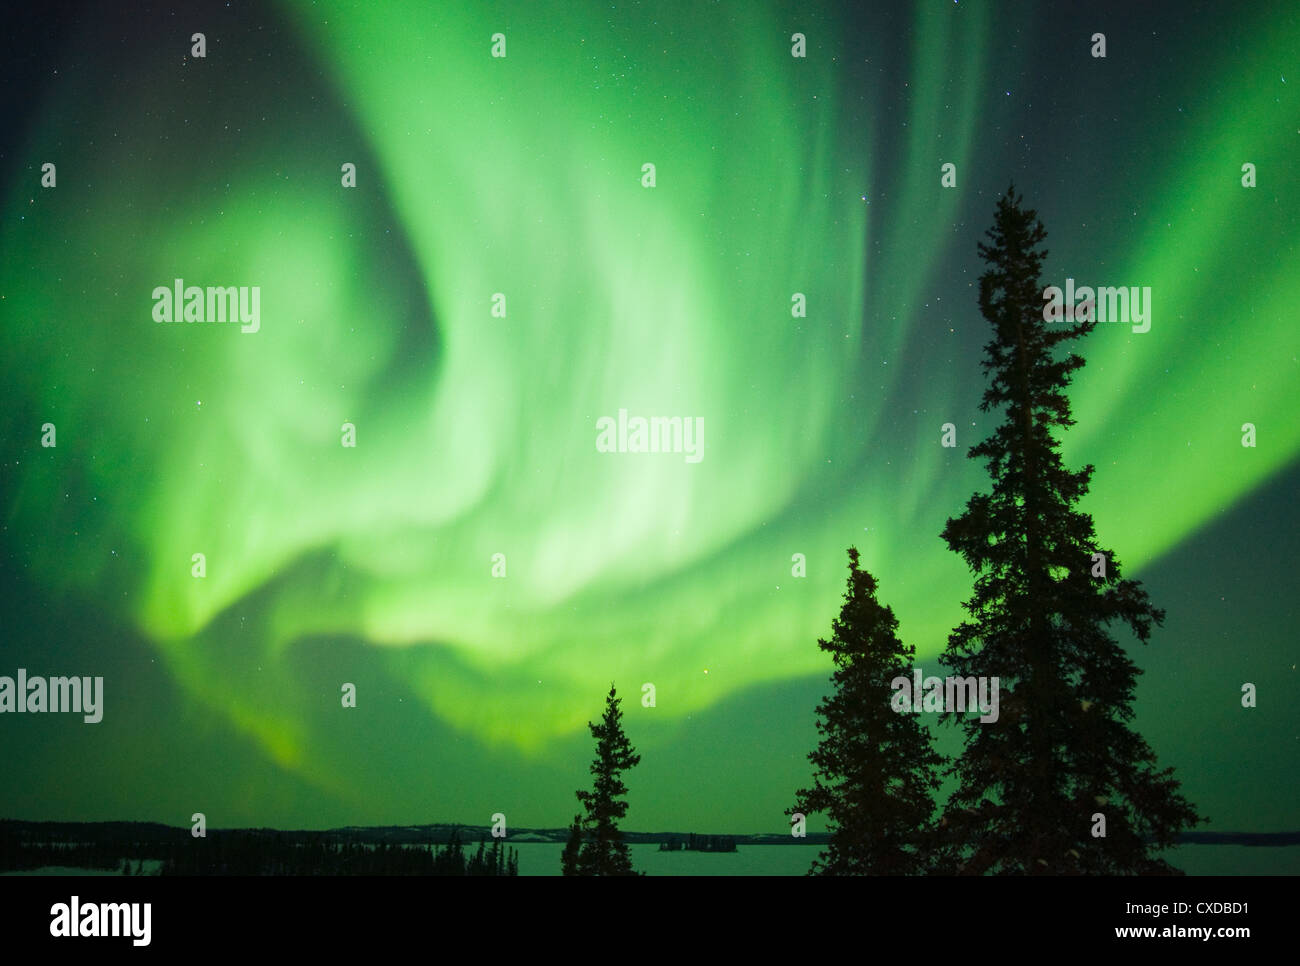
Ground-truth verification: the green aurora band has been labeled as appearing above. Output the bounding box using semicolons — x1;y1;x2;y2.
1;0;1296;825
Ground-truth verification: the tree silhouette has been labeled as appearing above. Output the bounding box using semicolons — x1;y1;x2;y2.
560;814;583;876
570;684;642;875
433;828;466;874
938;185;1204;874
789;547;945;874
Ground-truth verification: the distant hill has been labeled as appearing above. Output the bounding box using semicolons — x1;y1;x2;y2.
0;819;827;847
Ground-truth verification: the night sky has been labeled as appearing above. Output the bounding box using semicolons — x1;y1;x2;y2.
1;0;1296;838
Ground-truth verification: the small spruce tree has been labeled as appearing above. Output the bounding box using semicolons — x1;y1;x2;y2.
573;684;642;875
560;814;584;876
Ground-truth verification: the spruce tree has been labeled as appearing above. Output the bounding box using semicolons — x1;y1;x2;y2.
573;684;642;875
789;547;945;875
559;814;583;876
939;185;1203;874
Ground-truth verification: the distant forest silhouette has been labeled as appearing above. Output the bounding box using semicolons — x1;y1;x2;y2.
0;824;516;876
658;834;738;853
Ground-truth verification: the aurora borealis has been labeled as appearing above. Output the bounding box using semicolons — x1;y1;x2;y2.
2;0;1297;842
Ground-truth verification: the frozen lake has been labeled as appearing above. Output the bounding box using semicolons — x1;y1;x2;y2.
4;845;1296;876
511;843;1300;876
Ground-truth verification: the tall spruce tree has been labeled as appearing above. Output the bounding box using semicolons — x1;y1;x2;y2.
572;684;642;875
789;547;945;875
939;186;1203;874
